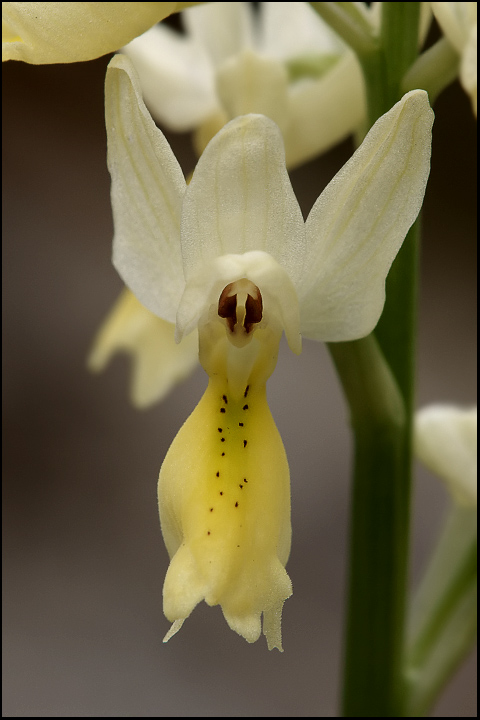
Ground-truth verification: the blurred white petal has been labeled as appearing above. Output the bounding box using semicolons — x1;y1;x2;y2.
122;24;219;131
88;289;198;408
415;405;477;506
216;49;290;135
284;51;365;169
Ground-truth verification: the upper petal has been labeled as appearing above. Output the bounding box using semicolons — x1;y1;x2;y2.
180;114;306;287
300;90;434;342
106;54;186;322
2;2;186;63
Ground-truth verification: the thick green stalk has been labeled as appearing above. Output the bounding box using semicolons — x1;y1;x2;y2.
329;336;407;716
373;1;422;413
318;3;423;716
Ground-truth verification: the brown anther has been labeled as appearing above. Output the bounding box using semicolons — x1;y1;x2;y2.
218;283;237;333
217;279;263;336
244;292;263;333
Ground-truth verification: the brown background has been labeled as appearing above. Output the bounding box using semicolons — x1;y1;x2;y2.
2;36;477;719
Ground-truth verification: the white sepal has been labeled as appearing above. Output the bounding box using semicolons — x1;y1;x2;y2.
106;54;186;323
300;90;434;342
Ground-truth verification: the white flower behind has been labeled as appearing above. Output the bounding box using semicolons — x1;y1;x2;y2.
122;1;367;168
415;404;477;505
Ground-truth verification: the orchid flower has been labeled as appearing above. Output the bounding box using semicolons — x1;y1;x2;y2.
2;2;200;64
415;405;477;506
431;2;477;116
105;53;433;649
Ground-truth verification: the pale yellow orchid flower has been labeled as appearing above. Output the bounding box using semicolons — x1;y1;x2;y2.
431;2;477;115
415;405;477;506
2;2;200;64
105;54;433;649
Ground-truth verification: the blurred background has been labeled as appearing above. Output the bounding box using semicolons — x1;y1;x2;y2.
2;23;477;718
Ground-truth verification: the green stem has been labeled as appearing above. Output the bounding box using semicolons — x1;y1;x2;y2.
359;2;421;126
405;507;477;716
329;336;408;716
324;4;423;716
375;219;420;419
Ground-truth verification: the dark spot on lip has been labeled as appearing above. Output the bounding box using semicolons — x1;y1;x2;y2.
207;531;211;535
239;422;244;427
220;408;226;413
221;437;225;442
218;428;223;433
243;440;247;448
243;405;249;410
235;502;239;508
243;478;248;483
244;386;249;398
239;484;243;489
219;491;223;496
222;395;228;404
221;452;225;456
216;471;220;477
210;508;213;512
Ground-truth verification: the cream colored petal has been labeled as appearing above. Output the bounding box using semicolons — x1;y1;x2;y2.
415;405;477;506
88;288;198;408
183;1;255;67
300;90;433;342
431;2;477;54
259;1;345;60
180;114;305;286
418;3;434;46
284;51;366;169
2;2;187;64
159;376;292;650
216;49;290;136
460;23;477;116
121;24;219;132
106;54;186;323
